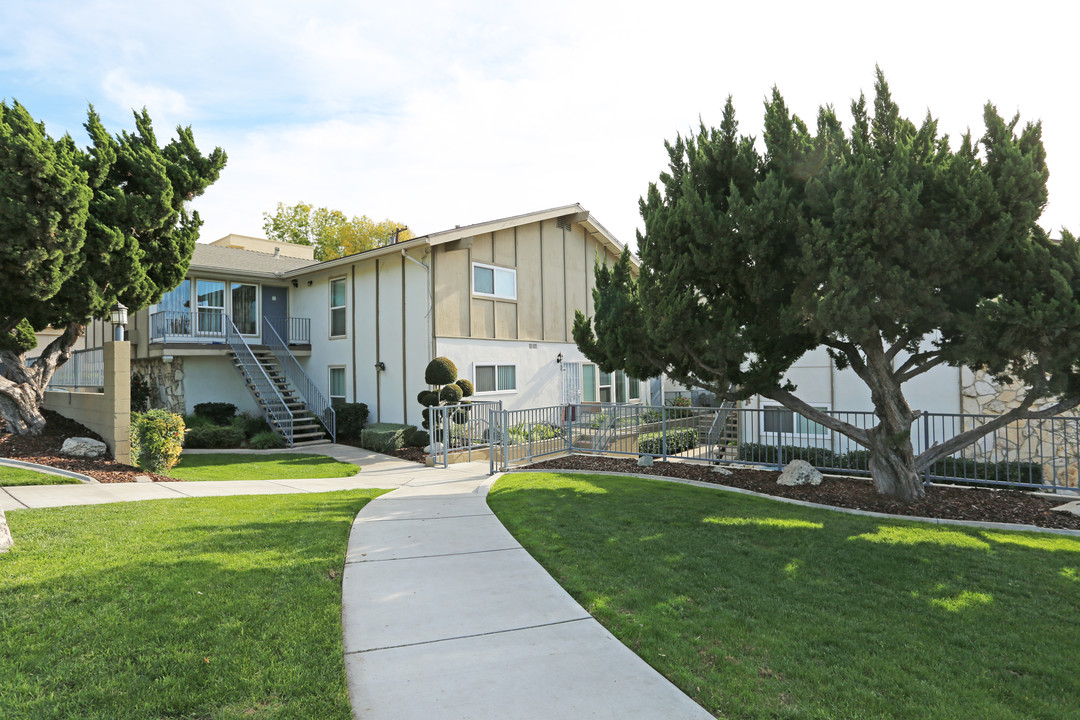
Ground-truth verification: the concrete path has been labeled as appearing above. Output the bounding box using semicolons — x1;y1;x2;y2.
1;444;713;718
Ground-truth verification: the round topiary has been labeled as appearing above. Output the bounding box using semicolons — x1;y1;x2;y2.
425;356;457;386
439;383;463;405
455;378;474;398
417;390;439;407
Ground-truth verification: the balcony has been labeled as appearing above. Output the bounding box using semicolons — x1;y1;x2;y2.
149;310;311;345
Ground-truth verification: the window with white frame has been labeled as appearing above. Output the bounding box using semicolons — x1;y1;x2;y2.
762;405;830;437
598;369;613;403
628;376;641;401
196;279;225;335
474;363;516;393
329;277;347;337
328;367;346;405
472;262;516;300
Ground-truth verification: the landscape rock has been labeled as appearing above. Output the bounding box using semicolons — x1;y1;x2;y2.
60;437;107;458
0;508;12;553
637;455;654;467
777;459;822;486
711;465;733;475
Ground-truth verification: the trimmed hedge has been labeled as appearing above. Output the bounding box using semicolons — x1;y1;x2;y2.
360;423;410;454
184;424;245;449
192;402;237;426
638;428;699;455
403;426;429;448
334;402;369;440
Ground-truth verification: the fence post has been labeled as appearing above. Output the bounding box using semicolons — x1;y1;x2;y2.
776;421;783;470
501;409;510;471
922;414;931;486
661;405;668;461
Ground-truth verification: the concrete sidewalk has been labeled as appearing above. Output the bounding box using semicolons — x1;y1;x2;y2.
2;444;712;718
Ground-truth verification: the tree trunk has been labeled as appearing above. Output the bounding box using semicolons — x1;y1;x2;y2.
865;424;925;502
0;384;47;436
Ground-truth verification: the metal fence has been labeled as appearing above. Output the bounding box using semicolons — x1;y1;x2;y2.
427;401;505;469
28;348;105;389
479;403;1080;493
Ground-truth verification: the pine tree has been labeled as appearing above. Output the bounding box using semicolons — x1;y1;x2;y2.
574;69;1080;502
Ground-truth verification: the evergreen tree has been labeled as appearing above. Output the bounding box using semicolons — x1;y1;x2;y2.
574;69;1080;502
0;101;226;435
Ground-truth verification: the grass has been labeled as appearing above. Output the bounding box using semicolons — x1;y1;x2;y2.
488;472;1080;720
170;453;360;481
0;465;82;486
0;489;389;719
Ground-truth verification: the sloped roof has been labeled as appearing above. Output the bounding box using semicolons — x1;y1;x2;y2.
189;243;318;277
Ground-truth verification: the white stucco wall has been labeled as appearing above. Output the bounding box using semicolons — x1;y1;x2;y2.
181;356;261;416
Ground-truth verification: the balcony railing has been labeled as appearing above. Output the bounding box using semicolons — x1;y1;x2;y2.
149;311;310;345
27;347;105;389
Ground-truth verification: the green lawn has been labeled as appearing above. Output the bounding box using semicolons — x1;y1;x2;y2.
171;453;360;481
0;465;82;486
0;490;388;719
488;472;1080;720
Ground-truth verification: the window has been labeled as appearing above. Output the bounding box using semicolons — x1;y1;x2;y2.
598;370;612;403
474;363;516;393
582;364;597;402
762;405;829;437
628;377;640;401
196;280;225;335
328;367;346;405
231;283;258;335
330;277;347;337
472;262;516;300
615;370;627;403
155;280;191;335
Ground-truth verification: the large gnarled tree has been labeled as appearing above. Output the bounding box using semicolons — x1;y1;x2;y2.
574;70;1080;502
0;101;226;435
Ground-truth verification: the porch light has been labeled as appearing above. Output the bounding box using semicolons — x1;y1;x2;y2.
556;353;563;364
109;302;128;341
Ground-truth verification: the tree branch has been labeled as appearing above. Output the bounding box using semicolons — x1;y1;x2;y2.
822;339;870;382
764;386;872;446
884;330;919;363
895;354;947;384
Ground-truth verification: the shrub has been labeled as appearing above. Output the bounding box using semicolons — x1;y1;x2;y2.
360;423;410;454
247;430;285;449
131;410;185;475
509;423;561;444
334;402;369;440
403;426;430;447
233;412;272;440
736;443;837;467
131;373;153;412
182;414;216;430
638;427;699;455
439;383;463;404
417;390;439;407
424;357;457;385
184;424;245;449
455;378;474;397
193;402;237;426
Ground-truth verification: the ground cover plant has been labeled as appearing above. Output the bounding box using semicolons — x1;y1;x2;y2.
0;489;387;719
488;472;1080;719
0;465;80;486
170;453;359;482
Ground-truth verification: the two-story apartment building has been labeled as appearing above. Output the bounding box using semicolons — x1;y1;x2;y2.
101;204;646;443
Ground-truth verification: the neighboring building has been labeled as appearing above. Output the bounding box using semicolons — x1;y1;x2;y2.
78;204;649;444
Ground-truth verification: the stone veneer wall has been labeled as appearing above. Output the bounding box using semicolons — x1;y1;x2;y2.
131;357;185;415
959;367;1079;488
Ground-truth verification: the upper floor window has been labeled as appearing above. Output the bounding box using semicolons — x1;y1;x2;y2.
330;277;347;337
472;262;516;300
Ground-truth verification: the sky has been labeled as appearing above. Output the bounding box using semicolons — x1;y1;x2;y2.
2;0;1077;252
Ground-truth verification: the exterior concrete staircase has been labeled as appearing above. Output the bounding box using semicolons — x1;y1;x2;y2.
228;347;331;447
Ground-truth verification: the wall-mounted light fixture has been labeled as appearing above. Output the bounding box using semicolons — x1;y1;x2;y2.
307;280;313;287
109;302;128;341
375;361;386;371
556;352;563;364
291;279;298;288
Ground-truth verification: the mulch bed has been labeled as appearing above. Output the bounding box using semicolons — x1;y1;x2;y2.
0;410;170;483
522;455;1080;531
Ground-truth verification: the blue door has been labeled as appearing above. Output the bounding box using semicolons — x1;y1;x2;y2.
262;286;288;341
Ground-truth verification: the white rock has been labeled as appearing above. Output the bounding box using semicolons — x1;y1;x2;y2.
60;437;107;458
0;507;13;553
777;459;823;486
637;455;654;467
711;465;733;475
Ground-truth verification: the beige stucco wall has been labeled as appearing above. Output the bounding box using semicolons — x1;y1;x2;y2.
209;234;315;260
42;341;131;464
432;218;618;343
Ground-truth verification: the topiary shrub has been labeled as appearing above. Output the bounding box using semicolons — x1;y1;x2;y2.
131;410;185;475
247;430;285;449
455;378;474;397
334;402;369;440
439;383;463;404
184;424;245;449
193;402;238;426
417;390;439;407
360;423;410;454
424;357;457;385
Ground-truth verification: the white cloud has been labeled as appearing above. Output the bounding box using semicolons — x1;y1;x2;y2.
101;69;191;127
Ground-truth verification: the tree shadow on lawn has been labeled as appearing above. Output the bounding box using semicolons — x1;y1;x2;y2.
488;473;1080;720
0;491;385;720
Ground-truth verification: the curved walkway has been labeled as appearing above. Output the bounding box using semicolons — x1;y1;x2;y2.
1;445;713;719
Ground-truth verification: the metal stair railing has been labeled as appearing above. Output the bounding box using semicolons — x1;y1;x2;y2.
263;316;335;442
706;400;737;458
225;315;295;446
